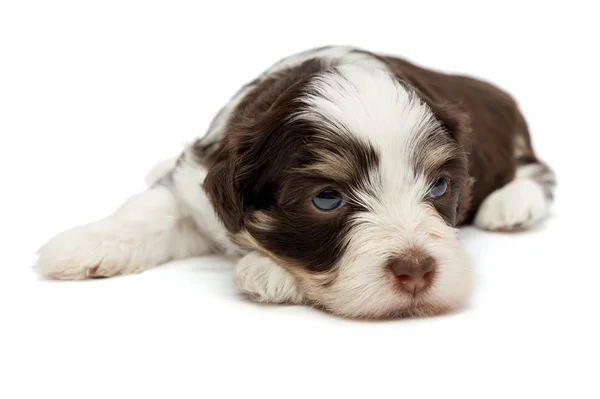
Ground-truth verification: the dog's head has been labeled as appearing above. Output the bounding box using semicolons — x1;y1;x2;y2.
204;64;474;319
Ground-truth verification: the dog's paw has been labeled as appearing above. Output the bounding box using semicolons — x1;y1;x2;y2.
474;179;548;232
234;252;304;304
36;223;146;280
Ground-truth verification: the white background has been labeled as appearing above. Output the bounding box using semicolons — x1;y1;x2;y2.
1;1;599;398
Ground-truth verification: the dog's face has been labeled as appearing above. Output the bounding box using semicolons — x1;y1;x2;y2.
205;65;474;318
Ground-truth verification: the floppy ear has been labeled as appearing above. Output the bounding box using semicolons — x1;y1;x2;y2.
202;72;322;233
203;147;246;233
202;118;281;233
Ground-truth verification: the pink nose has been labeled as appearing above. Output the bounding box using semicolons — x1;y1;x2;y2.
389;250;436;297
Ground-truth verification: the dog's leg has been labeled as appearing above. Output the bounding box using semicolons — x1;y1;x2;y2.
474;120;556;232
234;252;304;304
36;162;210;280
474;162;555;231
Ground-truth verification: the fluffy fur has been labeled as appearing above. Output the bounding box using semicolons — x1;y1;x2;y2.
36;46;555;319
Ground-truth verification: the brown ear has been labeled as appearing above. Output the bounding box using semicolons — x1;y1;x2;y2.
202;119;282;234
203;148;246;233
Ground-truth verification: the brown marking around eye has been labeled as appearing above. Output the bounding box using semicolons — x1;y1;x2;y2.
416;135;465;180
210;83;380;278
295;134;378;185
296;150;355;182
419;142;459;174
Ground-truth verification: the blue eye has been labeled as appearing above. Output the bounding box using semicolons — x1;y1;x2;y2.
429;178;448;199
312;190;344;211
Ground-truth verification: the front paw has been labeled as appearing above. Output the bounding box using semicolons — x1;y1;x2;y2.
36;223;145;280
234;252;304;304
474;179;548;232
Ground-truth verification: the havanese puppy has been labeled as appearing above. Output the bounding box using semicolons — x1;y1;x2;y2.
36;46;555;319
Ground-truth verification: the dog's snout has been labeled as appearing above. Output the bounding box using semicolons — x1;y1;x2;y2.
389;249;436;297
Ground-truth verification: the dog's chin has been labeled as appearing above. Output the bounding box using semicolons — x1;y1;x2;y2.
314;292;457;320
326;289;472;319
321;290;467;320
330;302;449;320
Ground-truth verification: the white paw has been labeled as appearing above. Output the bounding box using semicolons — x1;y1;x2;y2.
474;179;548;231
36;223;147;280
234;252;304;304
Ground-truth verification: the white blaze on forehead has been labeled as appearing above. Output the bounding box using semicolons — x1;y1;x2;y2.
301;65;443;219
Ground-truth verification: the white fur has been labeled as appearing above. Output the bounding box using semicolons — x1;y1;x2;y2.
234;252;304;304
516;162;556;199
474;176;549;231
36;185;210;279
144;157;177;186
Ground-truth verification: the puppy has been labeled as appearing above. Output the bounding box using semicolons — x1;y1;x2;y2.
36;46;555;319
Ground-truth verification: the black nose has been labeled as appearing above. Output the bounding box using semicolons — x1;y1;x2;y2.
389;250;436;297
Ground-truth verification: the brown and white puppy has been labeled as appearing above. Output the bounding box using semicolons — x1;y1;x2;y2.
36;46;555;319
